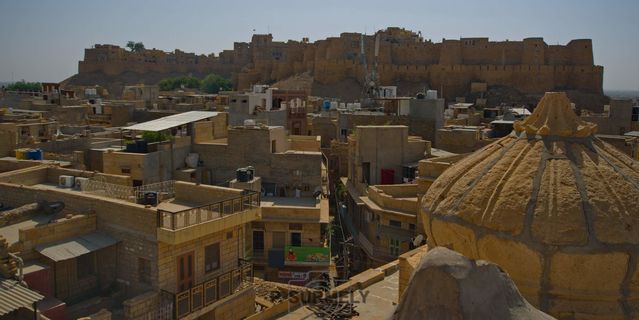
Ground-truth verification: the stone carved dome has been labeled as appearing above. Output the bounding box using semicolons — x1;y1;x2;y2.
421;92;639;318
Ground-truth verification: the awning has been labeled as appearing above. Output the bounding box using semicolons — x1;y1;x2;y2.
36;232;118;262
123;111;219;132
0;279;44;316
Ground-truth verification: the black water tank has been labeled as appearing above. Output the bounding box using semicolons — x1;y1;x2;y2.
246;166;255;181
143;191;159;206
236;168;249;182
136;139;148;153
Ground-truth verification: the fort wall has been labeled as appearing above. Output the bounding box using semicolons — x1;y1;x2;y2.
76;27;603;99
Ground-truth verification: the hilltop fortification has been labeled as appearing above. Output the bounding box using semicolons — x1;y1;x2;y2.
75;27;603;100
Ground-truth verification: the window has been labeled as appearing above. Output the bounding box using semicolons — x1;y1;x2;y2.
340;129;348;137
226;231;233;239
409;223;416;231
138;258;151;284
289;223;303;231
204;243;220;273
271;140;277;153
290;232;302;247
121;167;131;174
390;238;401;257
390;220;401;228
77;252;96;279
253;230;264;255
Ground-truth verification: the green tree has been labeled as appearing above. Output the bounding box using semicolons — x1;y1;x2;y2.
158;75;201;91
126;41;145;53
158;78;175;91
200;74;232;93
6;81;41;92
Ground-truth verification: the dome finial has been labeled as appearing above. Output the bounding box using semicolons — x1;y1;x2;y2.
513;92;597;137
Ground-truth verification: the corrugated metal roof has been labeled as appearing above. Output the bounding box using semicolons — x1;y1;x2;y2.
0;279;44;315
35;232;118;262
123;111;219;132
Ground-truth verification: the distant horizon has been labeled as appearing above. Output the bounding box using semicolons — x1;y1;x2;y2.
1;0;638;91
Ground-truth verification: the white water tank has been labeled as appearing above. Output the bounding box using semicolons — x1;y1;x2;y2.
185;153;199;168
426;90;438;100
244;119;256;126
59;175;75;188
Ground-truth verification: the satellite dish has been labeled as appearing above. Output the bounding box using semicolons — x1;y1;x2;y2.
412;234;424;247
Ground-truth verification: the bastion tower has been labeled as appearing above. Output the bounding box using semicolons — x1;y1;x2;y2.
421;92;639;319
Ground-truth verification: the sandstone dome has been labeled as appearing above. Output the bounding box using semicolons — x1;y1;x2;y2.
421;92;639;319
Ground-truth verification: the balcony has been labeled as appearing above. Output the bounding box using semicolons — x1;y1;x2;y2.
162;260;253;319
157;192;261;244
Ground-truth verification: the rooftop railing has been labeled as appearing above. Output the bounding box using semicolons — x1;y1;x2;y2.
158;191;260;230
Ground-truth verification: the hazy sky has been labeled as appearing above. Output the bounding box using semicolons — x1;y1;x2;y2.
1;0;637;90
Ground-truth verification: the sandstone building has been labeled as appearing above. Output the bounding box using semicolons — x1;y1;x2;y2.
74;27;603;100
0;161;259;319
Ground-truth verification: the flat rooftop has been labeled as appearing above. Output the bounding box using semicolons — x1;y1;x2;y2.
0;212;52;245
277;270;399;320
261;196;318;208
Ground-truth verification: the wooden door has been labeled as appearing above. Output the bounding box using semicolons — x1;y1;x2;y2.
177;251;194;292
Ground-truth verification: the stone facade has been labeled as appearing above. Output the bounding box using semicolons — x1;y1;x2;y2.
77;27;603;100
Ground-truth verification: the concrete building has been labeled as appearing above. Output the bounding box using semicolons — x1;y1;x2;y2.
436;125;493;154
96;111;228;185
341;126;429;269
0;110;58;157
0;160;259;319
408;93;445;144
581;99;639;135
227;85;307;130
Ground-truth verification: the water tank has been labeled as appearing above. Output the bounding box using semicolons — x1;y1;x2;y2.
15;148;29;160
426;90;438;100
244;119;256;126
236;168;249;182
135;140;148;153
185;153;199;168
27;149;43;160
246;166;255;181
125;142;138;152
323;100;331;111
142;192;159;206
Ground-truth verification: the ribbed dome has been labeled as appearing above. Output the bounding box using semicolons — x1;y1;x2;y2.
421;92;639;318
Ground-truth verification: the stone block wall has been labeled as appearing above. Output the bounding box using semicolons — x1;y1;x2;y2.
78;309;112;320
16;214;96;260
157;225;245;292
0;183;158;293
123;291;159;320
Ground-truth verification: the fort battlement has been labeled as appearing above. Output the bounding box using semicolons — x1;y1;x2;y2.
77;27;603;99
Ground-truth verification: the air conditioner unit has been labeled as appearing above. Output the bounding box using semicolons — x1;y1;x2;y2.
58;175;75;188
74;177;90;190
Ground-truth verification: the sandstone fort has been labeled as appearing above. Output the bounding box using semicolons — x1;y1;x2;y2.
75;27;603;100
